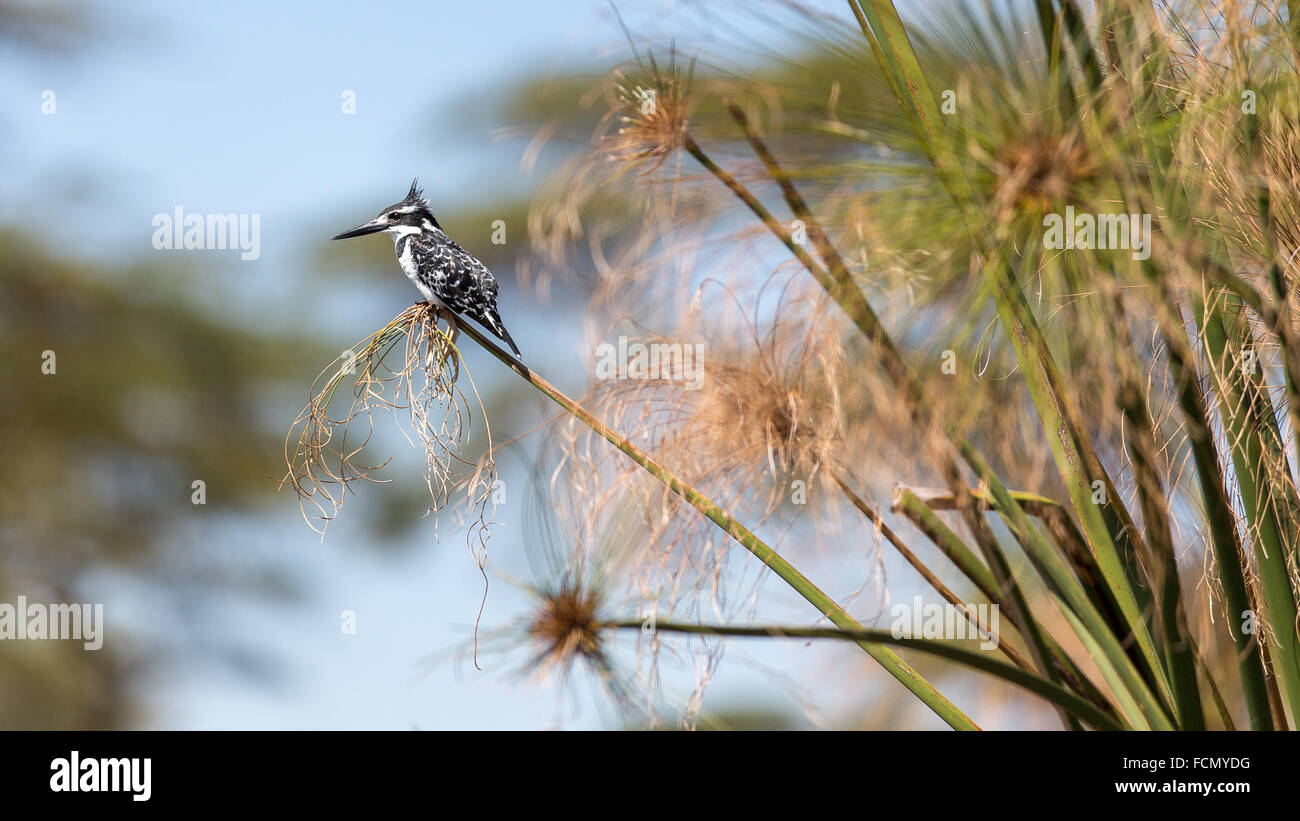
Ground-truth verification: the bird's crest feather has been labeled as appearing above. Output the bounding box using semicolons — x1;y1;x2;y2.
404;178;428;208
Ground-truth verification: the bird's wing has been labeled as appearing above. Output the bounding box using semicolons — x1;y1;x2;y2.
407;233;491;318
408;232;520;355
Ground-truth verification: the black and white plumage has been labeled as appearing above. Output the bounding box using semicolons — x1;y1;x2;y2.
331;179;521;357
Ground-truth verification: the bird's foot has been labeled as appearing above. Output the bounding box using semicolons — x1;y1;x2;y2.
416;300;455;335
417;303;461;380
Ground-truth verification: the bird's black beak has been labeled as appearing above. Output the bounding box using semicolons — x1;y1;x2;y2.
331;218;386;240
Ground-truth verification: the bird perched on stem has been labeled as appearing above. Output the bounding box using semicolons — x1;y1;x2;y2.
331;179;521;357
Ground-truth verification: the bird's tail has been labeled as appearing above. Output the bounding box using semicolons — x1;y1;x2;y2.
482;309;522;357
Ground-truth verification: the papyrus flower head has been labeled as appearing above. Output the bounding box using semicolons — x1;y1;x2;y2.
602;52;693;176
525;579;612;684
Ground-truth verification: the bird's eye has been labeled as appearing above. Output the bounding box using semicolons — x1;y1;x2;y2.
386;213;398;220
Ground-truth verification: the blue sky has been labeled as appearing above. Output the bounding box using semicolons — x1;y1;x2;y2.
0;0;649;730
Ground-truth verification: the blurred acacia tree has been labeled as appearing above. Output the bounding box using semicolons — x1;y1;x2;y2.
0;231;322;728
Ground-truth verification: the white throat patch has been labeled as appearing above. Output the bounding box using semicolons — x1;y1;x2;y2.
386;224;423;241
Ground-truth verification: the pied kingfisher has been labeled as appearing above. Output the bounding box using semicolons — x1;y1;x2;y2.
331;179;521;357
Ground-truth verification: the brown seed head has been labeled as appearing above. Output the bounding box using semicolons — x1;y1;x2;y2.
526;583;608;677
992;129;1096;219
603;65;691;174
